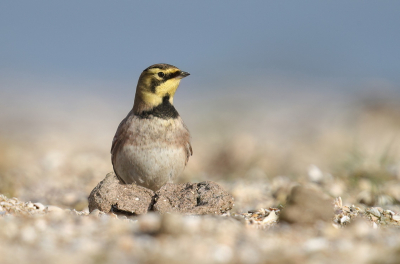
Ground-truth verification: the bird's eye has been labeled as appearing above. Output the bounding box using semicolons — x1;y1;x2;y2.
158;72;165;78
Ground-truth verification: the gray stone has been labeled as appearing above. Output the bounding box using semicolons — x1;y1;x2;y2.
280;185;333;225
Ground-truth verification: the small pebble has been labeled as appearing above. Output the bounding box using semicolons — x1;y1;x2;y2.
46;206;64;213
340;216;350;225
369;207;381;218
90;209;100;217
33;203;46;211
392;215;400;222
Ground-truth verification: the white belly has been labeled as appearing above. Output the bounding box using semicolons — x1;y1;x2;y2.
115;144;186;191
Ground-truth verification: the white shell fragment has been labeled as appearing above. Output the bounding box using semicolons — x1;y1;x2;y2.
392;215;400;222
262;210;278;224
368;207;381;218
340;216;350;225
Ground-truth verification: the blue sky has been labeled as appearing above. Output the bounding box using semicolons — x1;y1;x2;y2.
1;1;400;99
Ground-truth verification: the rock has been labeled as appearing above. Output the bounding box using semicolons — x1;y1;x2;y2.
88;173;234;216
88;172;155;215
280;185;333;225
33;203;45;211
137;212;162;233
89;209;100;217
153;181;234;215
46;205;64;213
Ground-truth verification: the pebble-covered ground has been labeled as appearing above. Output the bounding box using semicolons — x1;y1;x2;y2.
2;92;400;263
1;185;400;264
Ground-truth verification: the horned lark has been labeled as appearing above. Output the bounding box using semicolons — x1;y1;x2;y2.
111;63;192;191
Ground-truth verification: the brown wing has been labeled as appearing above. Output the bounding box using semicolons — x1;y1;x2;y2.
182;120;193;165
185;141;193;165
111;111;133;168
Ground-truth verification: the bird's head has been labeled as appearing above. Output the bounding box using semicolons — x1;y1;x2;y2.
134;63;190;112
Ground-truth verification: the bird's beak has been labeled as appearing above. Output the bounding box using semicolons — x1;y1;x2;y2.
179;71;190;78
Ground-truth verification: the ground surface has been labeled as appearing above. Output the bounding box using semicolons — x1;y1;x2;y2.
2;90;400;263
1;189;400;264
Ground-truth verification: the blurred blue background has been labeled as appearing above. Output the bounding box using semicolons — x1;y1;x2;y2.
1;1;399;99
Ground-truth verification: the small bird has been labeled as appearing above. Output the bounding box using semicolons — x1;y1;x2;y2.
111;63;192;191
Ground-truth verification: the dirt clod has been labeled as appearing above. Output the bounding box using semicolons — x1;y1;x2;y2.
88;172;154;215
88;173;234;215
154;181;234;215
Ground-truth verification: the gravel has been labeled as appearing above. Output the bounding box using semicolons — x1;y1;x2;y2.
1;189;400;264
